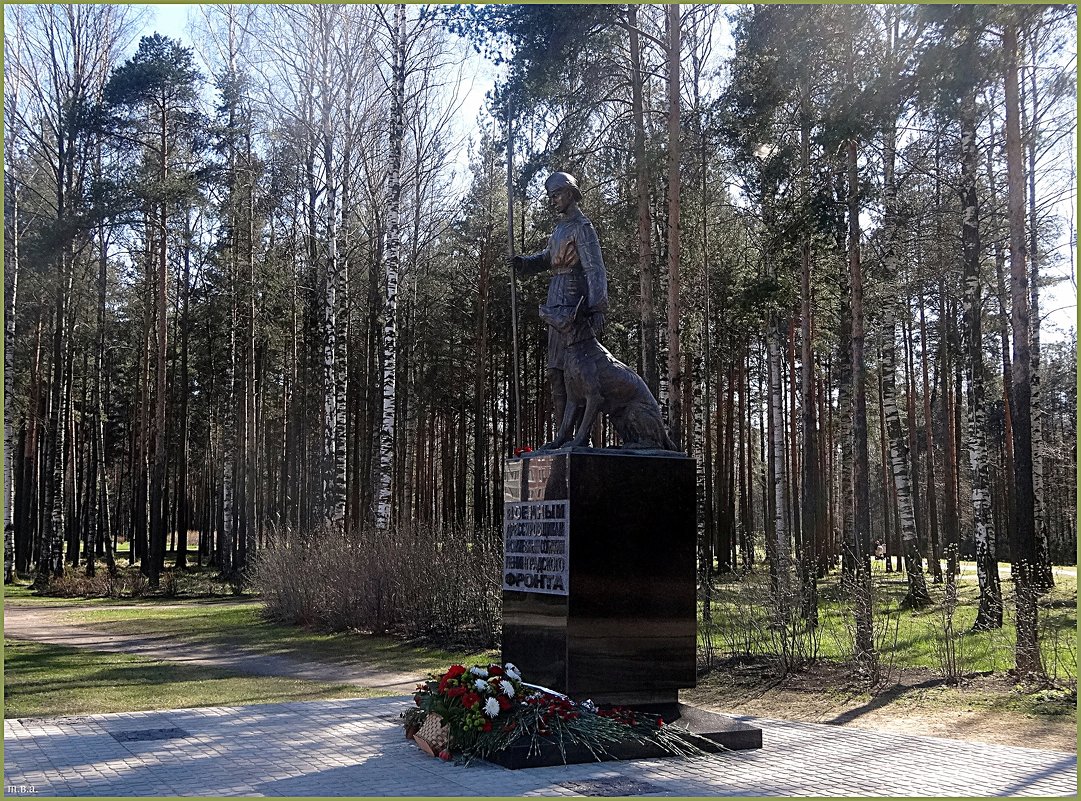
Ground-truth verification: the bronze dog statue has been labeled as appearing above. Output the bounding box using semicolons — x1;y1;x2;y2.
538;301;678;451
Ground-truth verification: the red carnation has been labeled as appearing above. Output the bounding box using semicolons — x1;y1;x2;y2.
482;720;493;733
497;695;511;711
462;692;480;709
488;665;504;677
446;686;467;698
444;665;467;680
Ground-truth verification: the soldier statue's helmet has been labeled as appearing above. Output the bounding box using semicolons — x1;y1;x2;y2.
544;171;583;201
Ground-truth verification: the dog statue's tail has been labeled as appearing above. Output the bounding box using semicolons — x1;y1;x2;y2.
623;404;682;452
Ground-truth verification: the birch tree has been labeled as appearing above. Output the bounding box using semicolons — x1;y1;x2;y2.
1003;13;1043;679
4;62;24;582
628;4;658;399
664;4;684;449
375;3;407;529
878;11;931;609
1019;7;1075;588
961;88;1002;630
918;3;1006;628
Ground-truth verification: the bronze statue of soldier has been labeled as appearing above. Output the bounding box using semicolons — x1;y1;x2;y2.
512;172;608;447
512;172;677;452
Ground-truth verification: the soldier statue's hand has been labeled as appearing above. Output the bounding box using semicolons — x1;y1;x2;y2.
510;255;524;272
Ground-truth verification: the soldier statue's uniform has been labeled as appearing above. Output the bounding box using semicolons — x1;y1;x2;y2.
513;172;609;441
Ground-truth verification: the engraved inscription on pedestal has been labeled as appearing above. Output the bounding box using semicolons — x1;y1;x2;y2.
503;500;569;595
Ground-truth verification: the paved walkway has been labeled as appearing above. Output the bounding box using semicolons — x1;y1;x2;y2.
4;696;1076;797
3;603;422;692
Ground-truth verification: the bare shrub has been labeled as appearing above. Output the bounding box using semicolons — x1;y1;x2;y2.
128;571;148;598
251;527;331;627
1039;606;1078;684
927;578;977;683
104;569;123;598
252;521;502;648
703;565;819;676
707;572;775;660
38;571;113;598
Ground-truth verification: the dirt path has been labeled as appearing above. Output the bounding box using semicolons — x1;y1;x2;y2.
3;601;424;693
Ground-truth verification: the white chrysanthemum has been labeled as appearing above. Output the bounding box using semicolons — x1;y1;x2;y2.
484;697;501;718
499;679;515;698
469;666;488;678
504;664;522;681
474;678;488;693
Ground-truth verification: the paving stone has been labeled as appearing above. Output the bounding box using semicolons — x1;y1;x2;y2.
6;697;1075;797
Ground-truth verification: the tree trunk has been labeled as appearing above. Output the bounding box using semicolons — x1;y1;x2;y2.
628;5;657;399
882;24;936;585
876;350;895;572
1003;20;1042;678
835;160;856;579
917;298;945;572
881;315;932;608
767;316;790;622
148;90;170;589
319;10;345;528
960;92;1003;630
1021;35;1053;592
4;181;19;582
786;319;800;558
375;3;407;529
702;319;716;591
664;4;682;449
798;84;818;624
92;151;115;577
847;134;876;676
738;348;753;571
901;316;938;580
244;123;260;567
37;186;74;587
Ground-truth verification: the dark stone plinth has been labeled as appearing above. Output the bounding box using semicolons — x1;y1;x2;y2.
483;704;762;769
502;450;697;704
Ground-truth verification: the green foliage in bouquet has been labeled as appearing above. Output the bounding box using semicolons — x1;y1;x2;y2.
403;662;714;764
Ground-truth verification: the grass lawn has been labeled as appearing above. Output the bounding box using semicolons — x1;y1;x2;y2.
3;638;374;719
702;561;1077;681
5;571;497;719
60;602;498;676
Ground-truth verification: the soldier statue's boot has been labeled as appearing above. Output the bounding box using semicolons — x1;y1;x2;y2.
540;369;567;450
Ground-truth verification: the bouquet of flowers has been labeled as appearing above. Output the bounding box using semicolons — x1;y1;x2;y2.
402;662;711;764
403;662;524;758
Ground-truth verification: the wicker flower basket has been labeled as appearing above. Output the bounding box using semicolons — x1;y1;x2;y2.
413;713;451;757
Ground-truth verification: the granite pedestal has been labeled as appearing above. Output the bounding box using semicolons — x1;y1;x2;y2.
501;450;696;705
499;450;761;766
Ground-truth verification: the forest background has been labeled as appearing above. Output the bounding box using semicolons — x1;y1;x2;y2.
3;3;1077;686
